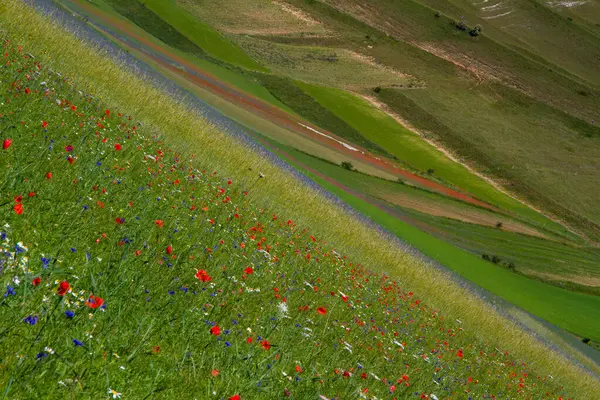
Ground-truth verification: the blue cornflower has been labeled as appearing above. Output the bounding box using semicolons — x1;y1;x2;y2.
70;248;76;253
96;161;102;166
36;352;48;359
83;205;88;210
168;290;175;295
225;342;231;347
72;339;84;347
65;310;75;319
4;285;16;297
41;257;50;268
23;315;38;325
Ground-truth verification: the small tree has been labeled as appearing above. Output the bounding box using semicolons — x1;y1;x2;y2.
469;25;482;37
582;338;591;344
373;86;382;93
341;161;354;171
495;222;503;229
427;168;435;175
455;21;468;31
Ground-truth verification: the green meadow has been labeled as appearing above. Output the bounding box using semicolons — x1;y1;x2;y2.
49;0;600;368
1;1;599;398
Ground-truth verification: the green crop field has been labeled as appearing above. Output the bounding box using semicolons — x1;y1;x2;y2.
263;136;600;289
137;0;266;71
270;143;600;343
284;0;600;241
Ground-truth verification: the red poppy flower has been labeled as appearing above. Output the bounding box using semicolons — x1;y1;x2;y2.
67;156;75;164
14;195;22;203
41;121;48;128
295;365;302;373
195;270;211;282
24;88;30;94
114;143;122;151
317;307;327;315
2;138;11;149
244;267;253;275
85;295;104;309
456;350;464;358
115;217;125;224
71;105;77;111
166;245;173;255
400;374;409;382
261;340;271;350
28;192;35;197
210;325;221;336
13;203;23;215
246;337;253;344
65;145;73;152
45;172;52;179
229;395;240;400
211;369;220;377
57;281;70;296
32;277;41;286
155;219;164;228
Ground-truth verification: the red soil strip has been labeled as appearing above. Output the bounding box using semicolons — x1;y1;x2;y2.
72;0;500;212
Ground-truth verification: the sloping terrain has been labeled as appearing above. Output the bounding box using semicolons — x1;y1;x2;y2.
3;3;599;398
39;0;600;350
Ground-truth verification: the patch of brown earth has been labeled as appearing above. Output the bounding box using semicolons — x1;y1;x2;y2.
376;190;549;239
527;271;600;288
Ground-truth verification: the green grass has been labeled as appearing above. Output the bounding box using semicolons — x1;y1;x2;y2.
232;35;411;89
138;0;266;71
3;2;599;396
2;17;597;400
271;140;600;289
270;143;600;343
296;82;579;238
282;0;600;240
58;0;294;113
249;73;391;156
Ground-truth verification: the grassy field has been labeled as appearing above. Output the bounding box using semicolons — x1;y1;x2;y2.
268;143;600;343
137;0;266;71
233;35;411;89
289;0;600;241
60;0;294;113
60;0;600;312
264;136;600;291
2;1;599;398
295;82;580;237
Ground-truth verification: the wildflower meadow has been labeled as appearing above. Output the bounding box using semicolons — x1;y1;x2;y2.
0;26;590;400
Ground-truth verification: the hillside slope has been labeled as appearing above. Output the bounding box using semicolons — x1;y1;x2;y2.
1;1;599;398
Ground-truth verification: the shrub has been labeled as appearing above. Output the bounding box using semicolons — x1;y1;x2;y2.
496;222;503;229
469;25;482;37
373;86;382;93
341;161;354;171
427;168;435;175
455;21;468;31
434;11;441;18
